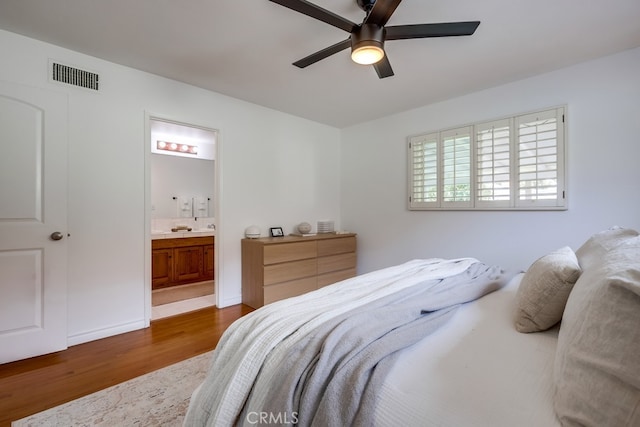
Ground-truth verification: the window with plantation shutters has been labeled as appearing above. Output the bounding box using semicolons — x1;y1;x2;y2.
408;106;566;210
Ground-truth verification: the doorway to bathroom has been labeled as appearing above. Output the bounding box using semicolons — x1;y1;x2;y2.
145;115;218;320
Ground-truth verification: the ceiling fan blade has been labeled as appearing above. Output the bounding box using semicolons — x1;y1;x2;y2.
293;39;351;68
269;0;357;33
386;21;480;40
373;55;394;79
364;0;402;27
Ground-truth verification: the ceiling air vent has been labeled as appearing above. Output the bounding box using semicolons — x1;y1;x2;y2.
51;61;99;91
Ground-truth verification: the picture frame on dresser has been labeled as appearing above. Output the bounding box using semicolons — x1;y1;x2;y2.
270;227;284;237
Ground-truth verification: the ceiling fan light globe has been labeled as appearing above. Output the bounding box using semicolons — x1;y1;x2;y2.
351;45;384;65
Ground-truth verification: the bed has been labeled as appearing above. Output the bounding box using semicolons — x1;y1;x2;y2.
184;227;640;427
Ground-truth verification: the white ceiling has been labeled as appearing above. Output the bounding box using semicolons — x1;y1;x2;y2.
1;0;639;128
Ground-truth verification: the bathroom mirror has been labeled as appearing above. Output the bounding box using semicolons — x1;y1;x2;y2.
150;155;214;219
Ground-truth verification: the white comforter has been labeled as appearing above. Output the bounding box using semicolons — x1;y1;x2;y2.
374;274;561;427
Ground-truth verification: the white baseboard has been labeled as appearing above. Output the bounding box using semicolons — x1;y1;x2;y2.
67;319;146;347
219;295;242;308
151;294;215;320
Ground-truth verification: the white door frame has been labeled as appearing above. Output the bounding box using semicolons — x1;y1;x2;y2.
143;112;221;325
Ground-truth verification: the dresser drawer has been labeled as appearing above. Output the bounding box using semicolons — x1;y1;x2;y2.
264;258;316;286
317;236;356;256
317;268;357;288
317;252;357;275
263;241;317;265
264;277;317;305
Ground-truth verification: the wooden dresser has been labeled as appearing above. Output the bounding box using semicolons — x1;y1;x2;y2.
241;233;357;308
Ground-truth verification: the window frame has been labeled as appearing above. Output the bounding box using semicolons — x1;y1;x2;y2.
407;106;567;211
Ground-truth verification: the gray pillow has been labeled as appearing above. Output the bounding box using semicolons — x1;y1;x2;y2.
553;228;640;426
514;246;581;333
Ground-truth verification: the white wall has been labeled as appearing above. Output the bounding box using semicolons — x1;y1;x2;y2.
0;29;341;345
341;47;640;274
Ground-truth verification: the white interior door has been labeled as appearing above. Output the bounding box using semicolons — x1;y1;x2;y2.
0;81;68;364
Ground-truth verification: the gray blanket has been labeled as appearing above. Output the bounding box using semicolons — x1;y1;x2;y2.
239;262;515;426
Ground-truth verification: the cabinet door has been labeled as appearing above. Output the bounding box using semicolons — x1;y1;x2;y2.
152;248;173;289
203;244;214;279
174;246;203;283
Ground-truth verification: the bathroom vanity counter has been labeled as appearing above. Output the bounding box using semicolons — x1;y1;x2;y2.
151;230;215;240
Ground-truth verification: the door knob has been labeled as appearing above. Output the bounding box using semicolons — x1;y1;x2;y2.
50;231;64;241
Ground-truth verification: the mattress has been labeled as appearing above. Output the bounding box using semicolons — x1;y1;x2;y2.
373;274;561;426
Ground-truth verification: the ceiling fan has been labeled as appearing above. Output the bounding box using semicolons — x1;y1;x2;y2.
269;0;480;78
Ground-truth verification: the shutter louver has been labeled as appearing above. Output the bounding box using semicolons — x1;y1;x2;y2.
476;120;511;205
517;110;562;205
442;127;471;205
409;134;438;206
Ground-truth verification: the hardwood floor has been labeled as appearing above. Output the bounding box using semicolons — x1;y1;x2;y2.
152;281;214;306
0;304;254;427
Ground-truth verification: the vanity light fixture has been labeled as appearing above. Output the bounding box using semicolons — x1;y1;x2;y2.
157;140;198;155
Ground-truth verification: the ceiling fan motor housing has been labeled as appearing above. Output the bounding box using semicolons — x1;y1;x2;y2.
351;24;385;53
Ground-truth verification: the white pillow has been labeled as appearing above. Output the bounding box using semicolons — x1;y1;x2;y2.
513;246;581;333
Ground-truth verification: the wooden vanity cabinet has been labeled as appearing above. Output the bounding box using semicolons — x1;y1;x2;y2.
242;233;357;308
174;245;204;283
151;248;173;288
204;244;215;278
152;236;214;289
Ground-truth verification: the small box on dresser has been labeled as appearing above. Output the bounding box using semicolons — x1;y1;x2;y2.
241;233;357;308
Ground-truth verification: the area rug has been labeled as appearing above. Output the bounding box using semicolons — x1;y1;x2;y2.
12;351;213;426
